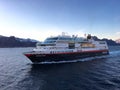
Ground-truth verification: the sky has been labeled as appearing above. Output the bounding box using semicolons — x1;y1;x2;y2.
0;0;120;41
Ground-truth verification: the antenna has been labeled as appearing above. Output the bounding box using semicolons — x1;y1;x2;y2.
62;32;65;36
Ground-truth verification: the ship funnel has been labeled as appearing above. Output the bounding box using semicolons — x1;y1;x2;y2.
87;34;92;39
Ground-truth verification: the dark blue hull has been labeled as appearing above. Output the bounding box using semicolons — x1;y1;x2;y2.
24;50;109;63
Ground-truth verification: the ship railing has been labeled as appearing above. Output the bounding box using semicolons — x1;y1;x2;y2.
32;49;74;54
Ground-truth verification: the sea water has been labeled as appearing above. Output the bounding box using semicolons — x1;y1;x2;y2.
0;46;120;90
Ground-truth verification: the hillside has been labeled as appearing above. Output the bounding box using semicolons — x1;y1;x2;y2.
116;39;120;44
0;35;38;47
0;35;119;47
92;36;120;46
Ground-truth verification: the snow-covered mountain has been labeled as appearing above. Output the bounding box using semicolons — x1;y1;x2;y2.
116;39;120;43
16;38;38;42
0;35;119;47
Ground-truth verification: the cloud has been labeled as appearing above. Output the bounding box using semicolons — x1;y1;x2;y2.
0;24;67;41
0;20;91;41
116;32;120;35
108;32;120;40
69;30;85;37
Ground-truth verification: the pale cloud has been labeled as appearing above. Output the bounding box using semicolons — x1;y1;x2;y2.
116;32;120;35
0;24;87;41
0;24;64;41
107;32;120;40
29;27;86;41
69;28;86;37
1;23;120;41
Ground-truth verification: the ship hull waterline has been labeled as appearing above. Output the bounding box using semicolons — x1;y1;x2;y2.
24;49;109;63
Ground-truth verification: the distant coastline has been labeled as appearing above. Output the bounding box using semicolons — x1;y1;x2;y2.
0;35;37;48
92;36;120;46
0;35;119;48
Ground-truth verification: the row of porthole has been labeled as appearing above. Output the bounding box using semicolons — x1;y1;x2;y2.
50;50;73;53
39;47;65;49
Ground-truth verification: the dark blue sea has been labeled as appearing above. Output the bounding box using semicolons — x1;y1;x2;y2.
0;46;120;90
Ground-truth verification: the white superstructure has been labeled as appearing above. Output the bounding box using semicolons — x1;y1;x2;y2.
33;34;109;54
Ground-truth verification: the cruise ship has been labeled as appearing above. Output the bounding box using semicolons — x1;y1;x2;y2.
24;33;109;63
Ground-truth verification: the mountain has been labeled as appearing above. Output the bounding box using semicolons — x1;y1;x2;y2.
0;35;119;47
92;36;120;46
0;35;38;47
115;39;120;44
